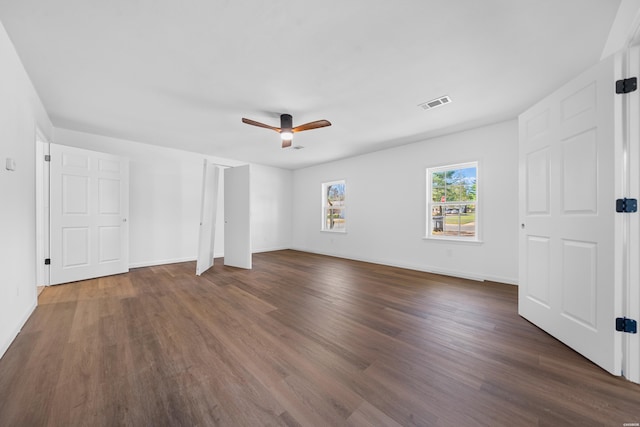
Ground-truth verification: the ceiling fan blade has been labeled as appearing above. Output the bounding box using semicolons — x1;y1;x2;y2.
281;139;292;149
242;118;281;132
292;119;332;133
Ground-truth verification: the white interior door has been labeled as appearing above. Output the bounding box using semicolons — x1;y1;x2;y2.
519;54;621;375
196;161;221;275
50;144;129;285
224;164;251;269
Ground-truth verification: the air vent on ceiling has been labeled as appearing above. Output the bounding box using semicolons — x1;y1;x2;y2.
418;95;452;111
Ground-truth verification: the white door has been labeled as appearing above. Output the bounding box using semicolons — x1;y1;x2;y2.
224;165;251;269
50;144;129;285
196;161;221;275
519;54;621;375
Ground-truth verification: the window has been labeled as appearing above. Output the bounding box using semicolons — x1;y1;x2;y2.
427;162;477;240
322;180;346;232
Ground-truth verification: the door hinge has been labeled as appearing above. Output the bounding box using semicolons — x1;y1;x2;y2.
616;317;637;334
44;154;51;162
616;77;637;94
44;258;50;265
616;198;637;213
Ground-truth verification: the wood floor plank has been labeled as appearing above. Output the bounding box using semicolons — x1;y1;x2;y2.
346;400;403;427
1;250;639;426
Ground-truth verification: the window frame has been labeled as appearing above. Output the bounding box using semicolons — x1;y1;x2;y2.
321;179;346;233
425;161;479;242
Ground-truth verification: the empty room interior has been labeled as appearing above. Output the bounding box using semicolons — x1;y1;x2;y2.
2;1;640;425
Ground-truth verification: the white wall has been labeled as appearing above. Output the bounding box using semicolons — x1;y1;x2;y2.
291;120;519;284
251;163;293;253
600;0;640;59
54;128;292;267
0;21;53;358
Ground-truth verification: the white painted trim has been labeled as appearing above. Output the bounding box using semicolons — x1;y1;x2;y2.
129;246;291;269
422;237;484;245
34;127;50;286
623;45;640;384
289;246;518;286
601;0;640;59
129;257;196;269
0;301;37;359
128;246;519;285
252;245;291;254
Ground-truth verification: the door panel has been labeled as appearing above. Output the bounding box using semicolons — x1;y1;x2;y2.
62;228;89;267
99;226;121;262
50;144;129;284
525;148;550;214
562;130;597;213
525;236;551;306
561;239;597;328
99;178;121;213
224;165;251;269
196;161;221;276
519;54;621;375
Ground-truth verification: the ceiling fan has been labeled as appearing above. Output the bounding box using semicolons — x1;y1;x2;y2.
241;114;331;148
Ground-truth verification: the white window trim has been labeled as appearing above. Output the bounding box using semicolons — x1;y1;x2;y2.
425;161;480;242
321;179;347;233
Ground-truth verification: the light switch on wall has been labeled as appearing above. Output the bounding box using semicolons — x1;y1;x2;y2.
5;158;16;171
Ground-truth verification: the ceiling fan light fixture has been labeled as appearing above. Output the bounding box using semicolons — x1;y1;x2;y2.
280;131;293;140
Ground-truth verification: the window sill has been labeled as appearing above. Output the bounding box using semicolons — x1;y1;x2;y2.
321;230;347;234
422;236;483;245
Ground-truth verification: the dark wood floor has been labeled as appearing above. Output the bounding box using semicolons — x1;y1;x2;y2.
0;250;639;426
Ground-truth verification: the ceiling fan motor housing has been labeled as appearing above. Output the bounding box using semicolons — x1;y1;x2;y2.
281;114;293;131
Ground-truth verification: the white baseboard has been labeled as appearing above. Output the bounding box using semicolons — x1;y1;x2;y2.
0;300;37;360
289;246;518;286
129;256;196;269
127;247;519;286
128;246;291;269
252;245;291;254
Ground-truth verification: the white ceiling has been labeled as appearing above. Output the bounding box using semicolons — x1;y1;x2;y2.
0;0;621;169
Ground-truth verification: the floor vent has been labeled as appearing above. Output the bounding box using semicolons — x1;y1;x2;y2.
418;95;452;111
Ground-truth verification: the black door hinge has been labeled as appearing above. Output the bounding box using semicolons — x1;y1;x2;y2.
616;317;637;334
616;198;637;213
44;154;51;162
44;258;50;265
616;77;637;94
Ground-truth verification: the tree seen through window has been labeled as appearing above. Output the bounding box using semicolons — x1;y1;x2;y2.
322;181;345;231
428;164;477;239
